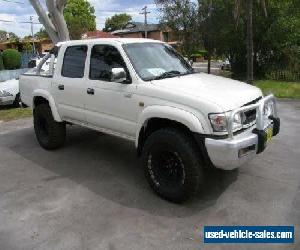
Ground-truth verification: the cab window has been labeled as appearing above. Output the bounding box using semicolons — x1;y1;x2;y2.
89;45;126;81
62;45;87;78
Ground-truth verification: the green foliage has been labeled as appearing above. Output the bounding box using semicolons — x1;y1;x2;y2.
254;80;300;99
0;53;4;71
64;0;96;39
2;49;21;70
103;13;132;32
0;30;18;41
200;0;300;79
22;42;33;53
34;28;49;39
157;0;200;57
157;0;299;79
191;50;207;58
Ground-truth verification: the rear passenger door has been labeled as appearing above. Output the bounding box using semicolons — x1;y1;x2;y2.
53;45;88;122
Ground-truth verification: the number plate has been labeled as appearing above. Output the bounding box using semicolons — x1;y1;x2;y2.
265;125;273;143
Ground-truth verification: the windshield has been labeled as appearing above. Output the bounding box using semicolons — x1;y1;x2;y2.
123;43;194;81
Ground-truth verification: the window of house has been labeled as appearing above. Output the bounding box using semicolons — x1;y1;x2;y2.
61;45;87;78
89;45;126;81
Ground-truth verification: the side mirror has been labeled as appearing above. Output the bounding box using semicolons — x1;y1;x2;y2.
111;68;127;83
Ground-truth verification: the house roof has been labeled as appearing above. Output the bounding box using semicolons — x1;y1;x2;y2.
82;31;119;39
112;22;160;35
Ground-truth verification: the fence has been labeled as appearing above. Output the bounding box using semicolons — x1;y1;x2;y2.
266;70;300;82
0;68;29;82
21;52;35;69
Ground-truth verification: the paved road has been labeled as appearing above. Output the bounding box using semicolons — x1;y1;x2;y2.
193;61;221;74
0;100;299;250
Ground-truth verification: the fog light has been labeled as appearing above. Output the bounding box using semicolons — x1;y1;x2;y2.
238;145;256;158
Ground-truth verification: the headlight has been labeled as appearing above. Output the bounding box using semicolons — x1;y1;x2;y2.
209;113;227;132
263;101;273;118
209;112;243;133
232;112;243;131
0;90;13;97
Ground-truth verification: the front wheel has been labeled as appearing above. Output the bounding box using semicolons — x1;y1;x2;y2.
141;128;203;203
34;104;66;150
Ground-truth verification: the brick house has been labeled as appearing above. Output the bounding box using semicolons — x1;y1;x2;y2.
82;31;119;39
111;22;178;45
0;38;53;54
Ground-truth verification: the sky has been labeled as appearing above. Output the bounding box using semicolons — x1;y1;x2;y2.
0;0;160;38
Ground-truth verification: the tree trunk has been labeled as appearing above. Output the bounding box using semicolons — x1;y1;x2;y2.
29;0;70;43
207;51;211;74
246;0;253;84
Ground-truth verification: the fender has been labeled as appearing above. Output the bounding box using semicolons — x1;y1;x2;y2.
32;89;62;122
135;105;205;147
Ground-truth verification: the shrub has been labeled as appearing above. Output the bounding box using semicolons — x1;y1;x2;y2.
2;49;21;70
0;53;4;71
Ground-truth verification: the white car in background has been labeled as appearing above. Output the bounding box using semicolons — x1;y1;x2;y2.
221;58;231;70
0;78;20;107
28;53;51;72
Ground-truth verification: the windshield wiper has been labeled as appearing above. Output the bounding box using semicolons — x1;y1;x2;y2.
152;70;182;80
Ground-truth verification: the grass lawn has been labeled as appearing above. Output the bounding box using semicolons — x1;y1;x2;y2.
254;80;300;99
0;107;32;122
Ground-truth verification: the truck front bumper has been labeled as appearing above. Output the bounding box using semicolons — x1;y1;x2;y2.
204;95;280;170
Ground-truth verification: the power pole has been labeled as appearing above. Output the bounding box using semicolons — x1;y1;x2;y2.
140;6;150;38
30;16;36;55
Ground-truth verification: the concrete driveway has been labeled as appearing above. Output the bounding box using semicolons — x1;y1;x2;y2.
0;100;299;250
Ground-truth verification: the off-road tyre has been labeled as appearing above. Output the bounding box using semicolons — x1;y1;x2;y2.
141;128;203;203
33;103;66;150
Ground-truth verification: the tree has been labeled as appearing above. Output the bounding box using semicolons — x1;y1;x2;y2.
156;0;199;57
197;0;217;74
200;0;299;80
103;13;132;32
64;0;96;39
29;0;70;43
34;28;49;39
0;30;18;41
234;0;267;84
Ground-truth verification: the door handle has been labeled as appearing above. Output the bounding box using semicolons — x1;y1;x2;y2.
58;84;64;90
87;88;95;95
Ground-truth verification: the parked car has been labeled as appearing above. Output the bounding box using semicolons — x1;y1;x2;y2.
0;78;20;107
20;38;280;203
28;53;51;71
221;58;231;70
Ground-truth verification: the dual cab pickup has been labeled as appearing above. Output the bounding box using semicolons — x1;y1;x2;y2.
20;38;280;203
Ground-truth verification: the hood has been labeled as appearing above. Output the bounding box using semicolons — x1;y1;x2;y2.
152;73;262;111
0;79;19;94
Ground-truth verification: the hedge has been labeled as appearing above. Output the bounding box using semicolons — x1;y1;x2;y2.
0;53;4;71
2;49;21;70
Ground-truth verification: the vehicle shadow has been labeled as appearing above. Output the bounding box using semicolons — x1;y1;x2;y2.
6;125;238;218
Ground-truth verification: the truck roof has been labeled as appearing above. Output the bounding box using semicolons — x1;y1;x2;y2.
56;38;163;47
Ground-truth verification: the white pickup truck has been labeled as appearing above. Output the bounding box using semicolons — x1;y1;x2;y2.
20;38;280;203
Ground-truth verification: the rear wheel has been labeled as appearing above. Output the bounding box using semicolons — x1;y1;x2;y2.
34;103;66;150
141;128;203;203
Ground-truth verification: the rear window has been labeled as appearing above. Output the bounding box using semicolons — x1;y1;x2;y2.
61;45;87;78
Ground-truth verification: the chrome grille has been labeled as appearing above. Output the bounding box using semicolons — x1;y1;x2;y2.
241;97;262;127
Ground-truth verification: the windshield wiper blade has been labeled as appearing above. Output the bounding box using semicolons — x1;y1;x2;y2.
152;70;181;80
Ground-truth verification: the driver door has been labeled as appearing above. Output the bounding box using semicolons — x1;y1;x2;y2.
85;44;138;138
